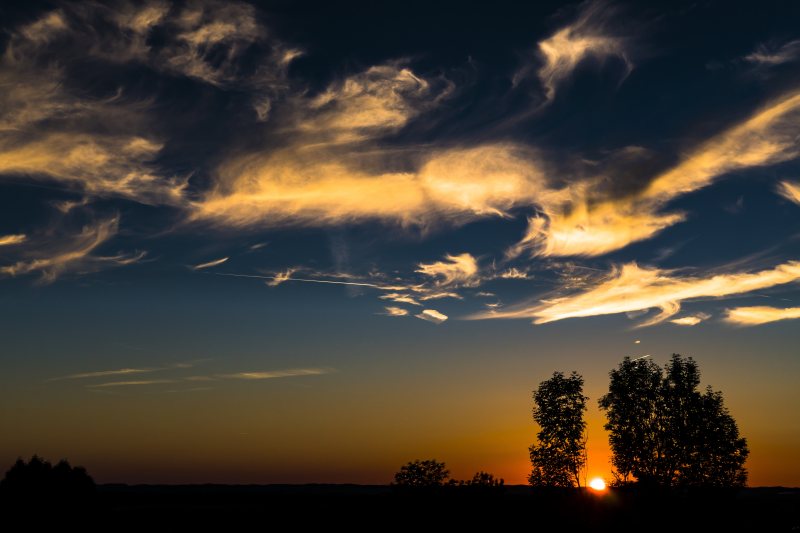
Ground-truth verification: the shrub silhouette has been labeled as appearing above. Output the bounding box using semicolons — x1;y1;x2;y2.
392;459;449;488
466;471;504;487
0;455;95;501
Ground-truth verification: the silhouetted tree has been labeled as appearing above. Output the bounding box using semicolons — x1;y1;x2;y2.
599;354;748;488
529;371;588;488
0;455;95;501
392;459;449;488
466;471;504;487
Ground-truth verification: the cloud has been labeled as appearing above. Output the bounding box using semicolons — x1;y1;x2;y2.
48;361;200;382
195;144;554;228
0;234;26;246
0;1;297;205
415;309;448;324
744;39;800;67
778;180;800;204
90;379;176;387
50;368;156;381
670;313;710;326
469;260;800;327
383;306;410;316
192;257;229;270
265;268;297;287
416;253;480;287
511;89;800;257
299;63;451;142
380;293;422;306
0;9;186;205
497;267;531;279
0;217;144;283
522;0;632;101
219;368;333;380
724;306;800;326
418;291;462;301
190;46;555;231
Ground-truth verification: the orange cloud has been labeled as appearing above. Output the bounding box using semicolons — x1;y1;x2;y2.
724;306;800;325
470;260;800;327
778;180;800;204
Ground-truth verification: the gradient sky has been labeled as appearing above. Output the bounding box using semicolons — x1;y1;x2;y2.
1;0;799;486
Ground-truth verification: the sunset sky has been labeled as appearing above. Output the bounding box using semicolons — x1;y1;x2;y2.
1;0;799;486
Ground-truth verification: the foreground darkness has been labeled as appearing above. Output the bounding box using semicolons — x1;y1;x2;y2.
2;485;797;531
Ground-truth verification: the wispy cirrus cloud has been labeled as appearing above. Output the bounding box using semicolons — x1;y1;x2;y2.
778;180;800;204
50;368;156;381
219;368;334;380
0;9;186;205
744;39;800;67
510;89;800;258
380;293;422;306
0;217;144;283
192;257;229;270
90;379;176;387
515;0;632;102
724;306;800;326
0;234;26;246
416;253;480;287
48;360;201;382
469;260;800;327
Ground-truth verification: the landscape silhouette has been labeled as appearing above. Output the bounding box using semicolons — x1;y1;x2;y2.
2;354;796;531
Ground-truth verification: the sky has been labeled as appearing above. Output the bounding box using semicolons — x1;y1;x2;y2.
1;0;799;486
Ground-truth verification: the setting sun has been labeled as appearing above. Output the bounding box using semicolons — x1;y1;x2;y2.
589;478;607;491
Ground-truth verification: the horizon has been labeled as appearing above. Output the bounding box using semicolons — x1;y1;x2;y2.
1;0;799;487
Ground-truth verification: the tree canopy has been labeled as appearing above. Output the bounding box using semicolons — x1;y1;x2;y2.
392;459;450;488
529;371;588;488
599;354;748;487
0;455;95;498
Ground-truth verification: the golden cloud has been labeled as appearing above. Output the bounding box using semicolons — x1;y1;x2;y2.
0;217;144;283
192;257;229;270
219;368;333;380
194;143;555;228
516;0;632;101
469;260;800;327
512;89;800;257
0;234;26;246
416;253;479;287
724;306;800;326
384;306;410;316
415;309;448;324
778;180;800;204
670;313;710;326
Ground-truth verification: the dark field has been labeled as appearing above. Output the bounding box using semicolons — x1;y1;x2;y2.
3;485;797;531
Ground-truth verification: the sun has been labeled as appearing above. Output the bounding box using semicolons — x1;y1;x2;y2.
588;477;607;491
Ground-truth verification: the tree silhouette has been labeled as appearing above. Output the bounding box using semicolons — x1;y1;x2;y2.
528;371;588;488
392;459;450;488
599;354;748;487
466;471;504;487
0;455;95;499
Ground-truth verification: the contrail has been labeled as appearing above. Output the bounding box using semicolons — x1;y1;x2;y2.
214;271;391;289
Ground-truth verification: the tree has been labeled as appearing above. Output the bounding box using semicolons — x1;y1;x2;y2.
0;455;95;499
529;371;588;488
392;459;450;488
599;354;749;488
465;471;504;487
